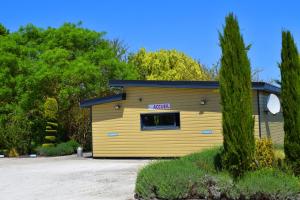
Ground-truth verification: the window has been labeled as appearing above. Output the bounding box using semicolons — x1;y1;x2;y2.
140;112;180;130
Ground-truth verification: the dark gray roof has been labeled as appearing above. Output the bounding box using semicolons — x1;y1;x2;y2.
80;93;126;108
110;80;281;94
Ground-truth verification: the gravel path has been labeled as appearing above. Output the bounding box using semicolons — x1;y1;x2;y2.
0;154;149;200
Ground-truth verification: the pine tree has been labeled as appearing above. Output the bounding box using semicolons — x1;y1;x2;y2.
219;13;255;177
280;31;300;175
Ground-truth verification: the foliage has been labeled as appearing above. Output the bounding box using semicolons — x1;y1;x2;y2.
44;97;58;121
203;62;265;82
129;48;209;80
135;159;205;200
272;144;294;173
41;143;54;148
135;148;225;200
8;148;19;157
44;121;58;144
252;138;275;169
279;31;300;176
219;13;255;177
0;149;8;156
43;98;58;146
251;67;264;82
274;144;285;161
202;62;220;80
66;139;81;150
66;106;91;151
45;136;56;142
0;114;31;155
0;23;9;36
236;168;300;199
36;139;79;156
135;148;300;200
0;23;138;153
181;147;222;173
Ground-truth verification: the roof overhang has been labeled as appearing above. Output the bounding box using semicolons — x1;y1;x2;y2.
80;80;280;108
80;93;126;108
109;80;281;94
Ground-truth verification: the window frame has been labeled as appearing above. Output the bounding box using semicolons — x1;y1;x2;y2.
140;112;181;131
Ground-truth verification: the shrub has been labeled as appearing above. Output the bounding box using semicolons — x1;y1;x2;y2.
8;148;19;157
272;144;291;173
45;136;56;142
274;147;285;161
0;149;8;156
55;142;74;155
135;149;234;200
42;143;55;148
135;159;205;200
36;140;79;156
181;147;222;173
135;148;300;200
66;139;80;150
43;98;59;147
252;138;275;169
1;118;31;155
44;98;58;120
197;172;238;199
237;168;300;199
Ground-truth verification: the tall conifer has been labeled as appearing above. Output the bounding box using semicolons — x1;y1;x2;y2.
280;31;300;175
219;13;255;177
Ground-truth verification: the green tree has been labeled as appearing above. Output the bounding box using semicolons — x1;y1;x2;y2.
219;13;255;177
0;23;9;36
129;48;209;80
0;22;138;152
280;31;300;175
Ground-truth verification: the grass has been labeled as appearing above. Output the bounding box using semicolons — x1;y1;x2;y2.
36;140;80;156
135;147;300;200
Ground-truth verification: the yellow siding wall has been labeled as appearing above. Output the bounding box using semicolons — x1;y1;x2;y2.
92;87;260;157
258;92;284;144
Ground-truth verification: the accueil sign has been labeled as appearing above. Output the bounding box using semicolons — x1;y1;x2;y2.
148;103;171;110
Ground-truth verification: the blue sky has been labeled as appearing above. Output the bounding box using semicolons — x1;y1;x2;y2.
1;0;300;81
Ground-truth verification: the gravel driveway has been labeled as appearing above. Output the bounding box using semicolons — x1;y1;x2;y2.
0;154;149;200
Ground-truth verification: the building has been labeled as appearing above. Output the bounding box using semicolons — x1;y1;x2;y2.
80;80;283;158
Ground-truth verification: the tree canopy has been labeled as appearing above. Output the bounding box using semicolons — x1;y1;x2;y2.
0;21;235;154
0;23;138;152
129;48;209;80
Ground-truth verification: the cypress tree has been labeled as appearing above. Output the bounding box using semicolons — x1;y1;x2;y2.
219;13;255;177
280;31;300;175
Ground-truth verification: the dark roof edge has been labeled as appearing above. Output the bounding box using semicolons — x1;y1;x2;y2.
109;80;281;94
80;93;126;108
